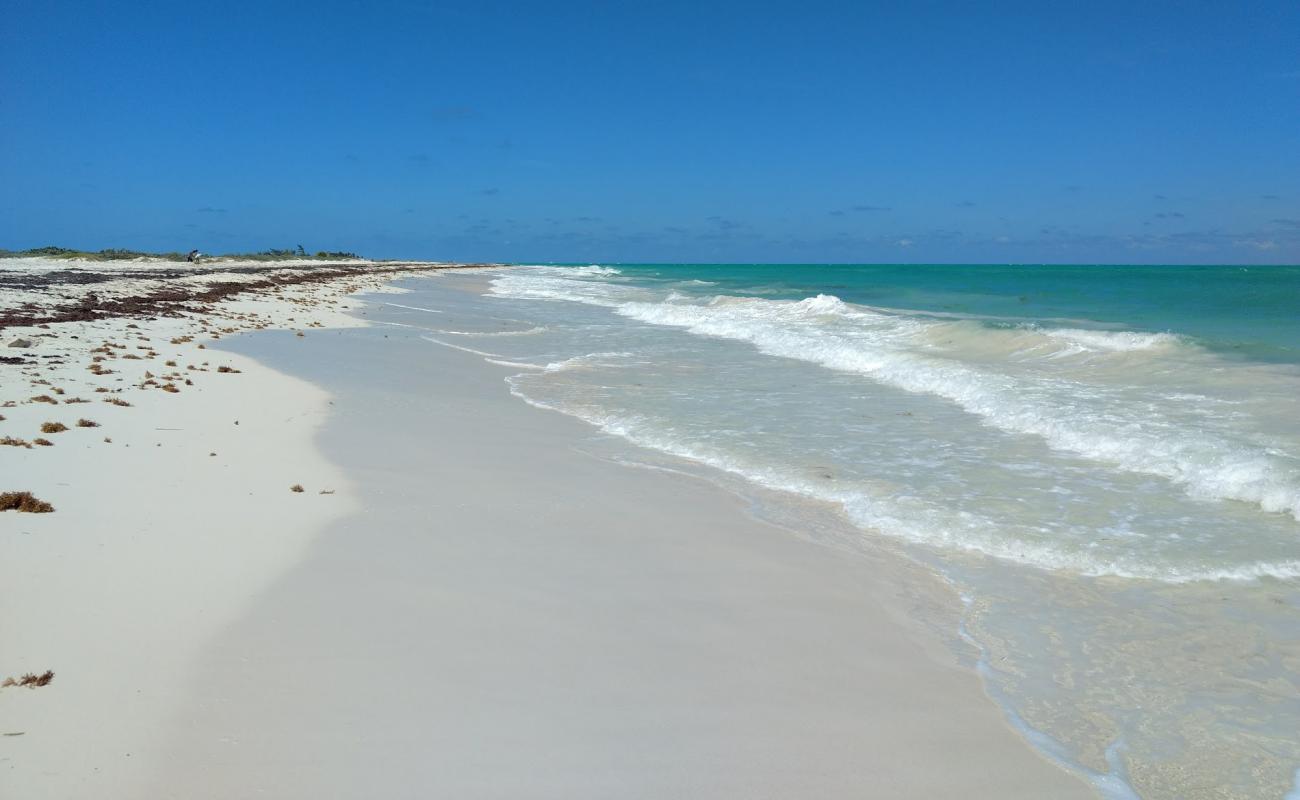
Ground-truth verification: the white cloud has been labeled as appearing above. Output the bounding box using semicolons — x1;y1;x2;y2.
1236;238;1277;251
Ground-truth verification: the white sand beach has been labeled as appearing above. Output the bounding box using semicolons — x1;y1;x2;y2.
1;261;1093;798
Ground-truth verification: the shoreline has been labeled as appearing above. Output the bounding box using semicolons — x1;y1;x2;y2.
1;265;1093;797
0;259;474;795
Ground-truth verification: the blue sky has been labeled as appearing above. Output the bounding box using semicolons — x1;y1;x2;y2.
2;1;1297;263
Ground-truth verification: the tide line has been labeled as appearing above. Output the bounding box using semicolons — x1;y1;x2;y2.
384;302;444;314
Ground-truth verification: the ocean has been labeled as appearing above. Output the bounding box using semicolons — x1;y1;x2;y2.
396;263;1300;799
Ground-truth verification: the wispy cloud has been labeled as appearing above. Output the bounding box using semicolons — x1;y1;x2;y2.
196;206;227;213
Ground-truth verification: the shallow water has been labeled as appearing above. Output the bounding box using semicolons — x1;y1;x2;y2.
392;264;1300;799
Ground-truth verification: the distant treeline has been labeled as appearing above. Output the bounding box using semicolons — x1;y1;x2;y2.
0;245;362;261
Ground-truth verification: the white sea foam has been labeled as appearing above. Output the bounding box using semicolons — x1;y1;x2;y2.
489;269;635;307
618;299;1300;520
484;358;549;370
502;384;1300;582
430;326;548;337
510;264;623;277
491;274;1300;523
423;333;631;375
384;302;444;314
540;351;634;373
419;336;503;360
1039;327;1181;352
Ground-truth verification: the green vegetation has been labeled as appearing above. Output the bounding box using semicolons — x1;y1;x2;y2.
0;245;362;261
220;247;361;260
0;246;186;261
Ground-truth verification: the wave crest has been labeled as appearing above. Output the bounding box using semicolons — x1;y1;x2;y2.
492;273;1300;523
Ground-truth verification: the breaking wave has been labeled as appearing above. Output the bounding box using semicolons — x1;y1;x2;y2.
491;272;1300;523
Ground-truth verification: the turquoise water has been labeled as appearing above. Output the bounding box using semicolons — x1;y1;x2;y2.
387;263;1300;798
601;263;1300;363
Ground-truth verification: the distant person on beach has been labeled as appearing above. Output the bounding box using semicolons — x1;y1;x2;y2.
187;249;200;263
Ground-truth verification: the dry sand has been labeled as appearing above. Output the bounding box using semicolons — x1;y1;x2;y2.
1;264;1095;798
0;258;456;795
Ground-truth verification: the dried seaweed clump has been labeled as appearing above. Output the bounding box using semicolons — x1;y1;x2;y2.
0;492;54;513
0;436;32;449
39;422;69;434
33;438;53;447
104;397;132;407
76;418;100;428
289;484;305;493
216;365;241;374
1;671;55;688
30;395;58;404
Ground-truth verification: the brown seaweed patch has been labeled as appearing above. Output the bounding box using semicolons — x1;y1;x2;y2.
0;492;54;513
2;671;56;688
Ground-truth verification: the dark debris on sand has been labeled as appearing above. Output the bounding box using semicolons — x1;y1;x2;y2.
1;671;55;688
0;262;495;331
0;491;55;513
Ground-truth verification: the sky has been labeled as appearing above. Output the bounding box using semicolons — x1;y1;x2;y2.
2;0;1298;264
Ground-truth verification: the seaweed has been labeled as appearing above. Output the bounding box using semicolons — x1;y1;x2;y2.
0;492;54;513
